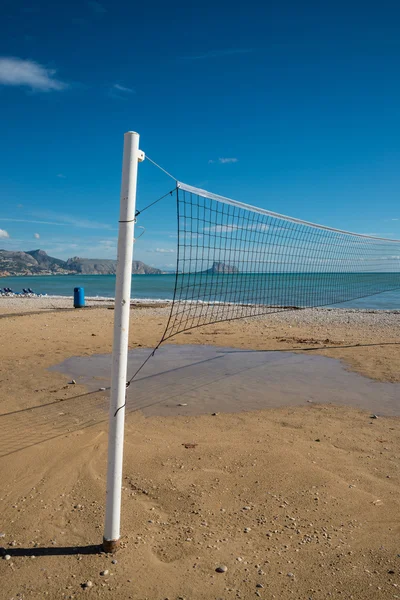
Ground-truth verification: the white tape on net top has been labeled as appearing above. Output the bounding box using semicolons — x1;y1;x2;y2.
177;182;400;242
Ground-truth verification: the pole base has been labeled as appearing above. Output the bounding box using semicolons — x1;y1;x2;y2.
102;537;120;553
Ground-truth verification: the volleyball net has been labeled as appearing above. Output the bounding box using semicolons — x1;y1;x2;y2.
161;182;400;340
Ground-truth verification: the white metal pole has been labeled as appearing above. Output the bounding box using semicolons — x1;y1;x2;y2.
103;131;144;552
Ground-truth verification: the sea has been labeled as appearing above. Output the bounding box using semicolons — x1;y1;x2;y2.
1;273;400;310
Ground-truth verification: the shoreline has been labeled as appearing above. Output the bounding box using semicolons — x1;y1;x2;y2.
1;294;400;312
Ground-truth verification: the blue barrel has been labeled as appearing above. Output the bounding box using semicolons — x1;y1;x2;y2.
73;287;85;308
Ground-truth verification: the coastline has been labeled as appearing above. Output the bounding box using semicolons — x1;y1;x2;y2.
2;272;400;312
1;293;400;309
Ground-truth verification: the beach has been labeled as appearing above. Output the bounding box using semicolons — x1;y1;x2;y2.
0;298;399;599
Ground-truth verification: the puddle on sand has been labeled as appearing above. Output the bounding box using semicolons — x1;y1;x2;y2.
50;345;400;418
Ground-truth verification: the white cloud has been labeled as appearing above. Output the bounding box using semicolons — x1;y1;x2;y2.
0;229;10;238
57;173;66;179
98;239;117;249
32;210;115;230
209;157;238;164
1;218;65;226
204;224;238;233
182;232;203;239
248;223;270;232
219;157;238;164
0;215;114;231
113;83;134;93
0;57;67;91
204;223;268;234
88;1;107;13
109;83;135;98
34;233;40;239
392;218;398;221
146;248;175;254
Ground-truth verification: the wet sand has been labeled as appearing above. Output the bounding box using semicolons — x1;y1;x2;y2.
52;344;400;417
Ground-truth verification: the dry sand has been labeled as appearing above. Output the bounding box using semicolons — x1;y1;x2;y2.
0;299;399;599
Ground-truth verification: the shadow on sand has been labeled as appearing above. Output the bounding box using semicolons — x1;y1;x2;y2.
1;544;103;558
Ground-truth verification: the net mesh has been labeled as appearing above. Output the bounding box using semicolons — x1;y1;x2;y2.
162;182;400;340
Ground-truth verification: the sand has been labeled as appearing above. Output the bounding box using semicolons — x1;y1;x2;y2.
0;299;399;599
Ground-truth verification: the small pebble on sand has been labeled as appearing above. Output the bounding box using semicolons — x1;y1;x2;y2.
100;570;109;576
4;555;11;560
216;565;228;573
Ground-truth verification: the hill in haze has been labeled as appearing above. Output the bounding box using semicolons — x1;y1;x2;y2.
27;249;68;270
202;261;239;274
0;249;163;276
65;257;162;275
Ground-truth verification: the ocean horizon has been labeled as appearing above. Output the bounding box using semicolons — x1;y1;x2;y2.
1;273;400;310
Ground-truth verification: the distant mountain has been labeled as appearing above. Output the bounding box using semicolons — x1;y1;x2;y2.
0;250;41;274
27;249;67;270
202;261;239;274
66;257;162;275
0;249;163;276
132;260;162;275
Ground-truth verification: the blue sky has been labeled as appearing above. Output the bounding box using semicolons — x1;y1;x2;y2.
1;0;399;267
